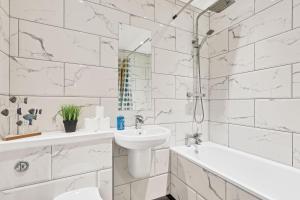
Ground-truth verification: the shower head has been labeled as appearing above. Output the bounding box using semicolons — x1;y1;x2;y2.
206;29;215;36
208;0;235;13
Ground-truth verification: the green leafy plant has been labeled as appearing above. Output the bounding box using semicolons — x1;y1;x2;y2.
59;105;81;121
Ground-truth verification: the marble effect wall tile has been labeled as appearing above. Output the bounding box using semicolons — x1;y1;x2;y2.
210;44;254;78
229;124;292;165
155;48;193;77
0;51;9;95
152;73;175;99
10;0;63;27
208;29;228;57
255;99;300;133
209;77;228;100
10;18;19;57
294;0;300;28
0;95;9;136
65;0;129;38
0;172;97;200
130;16;176;51
210;100;254;126
52;139;112;179
19;20;100;66
65;64;117;97
177;155;226;200
10;57;64;96
255;0;282;13
255;28;300;69
0;146;51;191
0;0;8;15
0;5;9;54
155;99;193;123
131;174;170;200
209;122;229;146
210;0;254;33
229;0;292;50
175;29;193;55
100;37;118;68
100;0;155;20
229;65;291;99
171;174;197;200
293;64;300;97
175;122;193;142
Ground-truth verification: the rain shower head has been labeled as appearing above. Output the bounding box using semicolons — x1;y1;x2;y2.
208;0;235;13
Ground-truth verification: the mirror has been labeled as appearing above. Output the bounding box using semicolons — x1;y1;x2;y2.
118;24;152;111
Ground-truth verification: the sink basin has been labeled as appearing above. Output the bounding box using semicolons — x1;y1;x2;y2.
114;125;171;178
114;125;171;150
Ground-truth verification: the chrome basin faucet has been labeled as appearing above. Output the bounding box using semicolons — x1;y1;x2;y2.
135;115;144;129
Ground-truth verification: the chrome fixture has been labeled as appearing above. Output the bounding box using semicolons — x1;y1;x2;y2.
15;161;29;172
185;133;202;146
135;115;144;129
193;0;235;124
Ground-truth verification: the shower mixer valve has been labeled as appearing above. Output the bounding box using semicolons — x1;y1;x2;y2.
186;92;206;98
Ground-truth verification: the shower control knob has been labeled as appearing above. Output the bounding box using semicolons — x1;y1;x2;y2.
14;161;29;172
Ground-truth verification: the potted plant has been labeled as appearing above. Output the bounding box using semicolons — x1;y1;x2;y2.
59;105;81;133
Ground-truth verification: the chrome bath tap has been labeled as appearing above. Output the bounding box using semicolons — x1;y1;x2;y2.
185;133;202;147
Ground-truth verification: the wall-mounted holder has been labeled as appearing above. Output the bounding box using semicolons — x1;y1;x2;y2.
1;96;43;141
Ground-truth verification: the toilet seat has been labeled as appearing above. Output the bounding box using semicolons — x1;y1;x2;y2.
54;187;103;200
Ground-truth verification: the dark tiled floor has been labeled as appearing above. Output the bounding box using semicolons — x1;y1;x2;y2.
154;197;171;200
154;195;175;200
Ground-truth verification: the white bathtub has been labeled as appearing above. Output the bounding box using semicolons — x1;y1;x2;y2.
171;142;300;200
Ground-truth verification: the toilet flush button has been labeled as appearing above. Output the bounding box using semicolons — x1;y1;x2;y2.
14;161;29;172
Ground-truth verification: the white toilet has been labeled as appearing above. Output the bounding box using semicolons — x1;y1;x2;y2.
54;187;103;200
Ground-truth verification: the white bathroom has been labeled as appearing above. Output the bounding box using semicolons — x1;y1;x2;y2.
0;0;299;199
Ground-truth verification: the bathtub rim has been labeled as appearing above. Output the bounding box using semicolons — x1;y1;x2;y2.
171;142;300;200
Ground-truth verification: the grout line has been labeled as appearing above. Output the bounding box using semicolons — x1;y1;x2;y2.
209;119;295;134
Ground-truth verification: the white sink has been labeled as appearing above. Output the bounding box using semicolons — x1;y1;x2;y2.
114;125;170;178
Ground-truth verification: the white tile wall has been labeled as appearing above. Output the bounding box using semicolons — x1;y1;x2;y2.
255;99;300;133
19;20;100;65
52;139;112;179
0;146;51;190
10;57;64;96
209;0;300;171
210;44;254;78
294;0;300;28
10;0;63;27
229;0;292;50
0;51;9;95
0;172;98;200
255;28;300;69
65;64;118;97
177;155;226;200
229;124;292;165
65;0;129;38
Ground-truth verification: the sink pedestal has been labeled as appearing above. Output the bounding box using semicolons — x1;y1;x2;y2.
128;149;152;178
